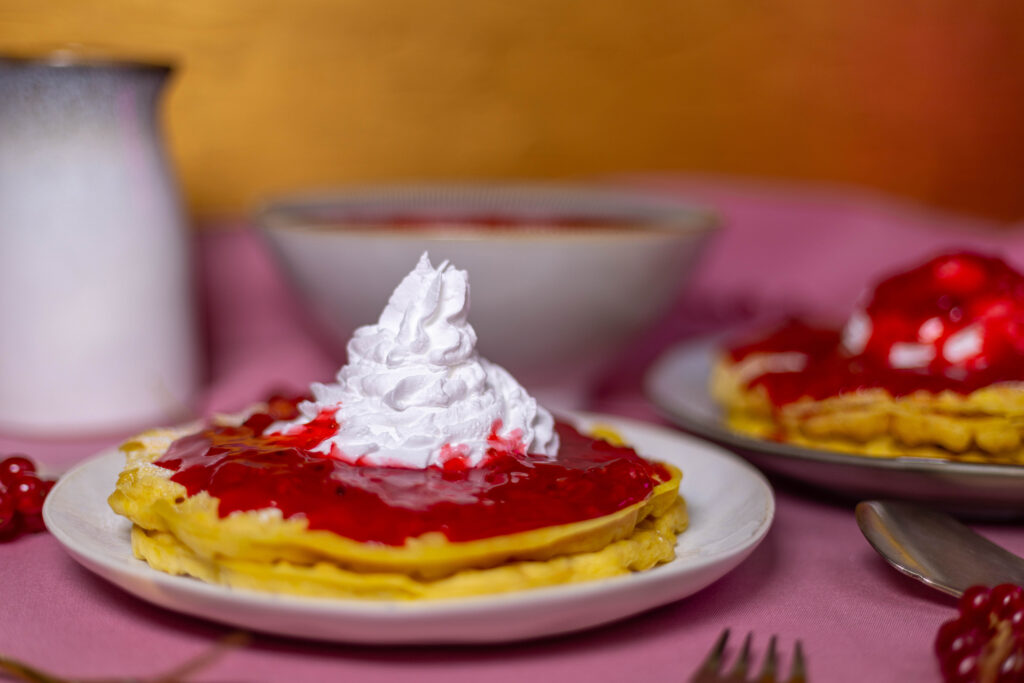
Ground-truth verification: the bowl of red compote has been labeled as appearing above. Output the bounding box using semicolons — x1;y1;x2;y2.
257;184;717;407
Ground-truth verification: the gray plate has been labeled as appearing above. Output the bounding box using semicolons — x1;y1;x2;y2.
645;340;1024;519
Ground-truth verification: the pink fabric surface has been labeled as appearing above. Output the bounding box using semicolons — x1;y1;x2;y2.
3;178;1024;682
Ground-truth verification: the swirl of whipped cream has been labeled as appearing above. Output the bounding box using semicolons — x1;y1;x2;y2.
270;253;559;468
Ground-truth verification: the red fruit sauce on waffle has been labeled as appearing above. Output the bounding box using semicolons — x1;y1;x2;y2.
726;252;1024;406
155;397;670;546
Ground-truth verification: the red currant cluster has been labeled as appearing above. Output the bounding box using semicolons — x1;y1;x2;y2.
0;455;55;539
936;584;1024;682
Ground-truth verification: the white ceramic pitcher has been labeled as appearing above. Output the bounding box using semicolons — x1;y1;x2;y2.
0;54;201;435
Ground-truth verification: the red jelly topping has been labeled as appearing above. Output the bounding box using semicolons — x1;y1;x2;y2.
155;398;669;546
727;319;841;362
726;252;1024;406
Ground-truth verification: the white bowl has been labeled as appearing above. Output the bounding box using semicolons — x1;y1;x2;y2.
257;184;717;407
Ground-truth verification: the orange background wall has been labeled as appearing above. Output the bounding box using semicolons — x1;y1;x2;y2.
2;0;1023;221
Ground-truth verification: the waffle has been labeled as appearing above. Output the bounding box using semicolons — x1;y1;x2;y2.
711;351;1024;464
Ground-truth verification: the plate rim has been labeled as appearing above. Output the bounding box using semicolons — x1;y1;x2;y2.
42;412;775;638
645;339;1024;479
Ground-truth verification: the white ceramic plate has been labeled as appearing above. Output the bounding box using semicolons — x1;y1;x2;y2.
43;412;773;644
646;341;1024;518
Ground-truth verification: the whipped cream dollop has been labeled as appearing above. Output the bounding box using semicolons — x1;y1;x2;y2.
270;253;559;468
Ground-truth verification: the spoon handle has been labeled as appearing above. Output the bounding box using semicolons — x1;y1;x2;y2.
856;500;1024;597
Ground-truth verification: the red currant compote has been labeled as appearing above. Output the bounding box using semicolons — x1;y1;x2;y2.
727;251;1024;406
154;395;673;546
0;454;56;539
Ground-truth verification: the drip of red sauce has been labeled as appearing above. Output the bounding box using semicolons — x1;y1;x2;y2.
155;397;669;546
726;252;1024;406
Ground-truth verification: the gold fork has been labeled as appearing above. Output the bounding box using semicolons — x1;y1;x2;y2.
689;629;807;683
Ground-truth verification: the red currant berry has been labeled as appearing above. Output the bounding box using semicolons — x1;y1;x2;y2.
996;649;1024;681
0;490;16;535
944;651;981;683
19;512;45;534
14;476;53;518
0;455;35;485
1008;608;1024;633
960;585;995;627
938;624;984;669
993;584;1024;618
937;618;974;657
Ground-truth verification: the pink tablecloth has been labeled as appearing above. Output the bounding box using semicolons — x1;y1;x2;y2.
4;178;1024;682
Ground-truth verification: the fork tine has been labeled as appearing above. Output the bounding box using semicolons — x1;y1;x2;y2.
694;628;731;677
690;632;807;683
756;635;778;683
726;632;752;681
787;640;807;683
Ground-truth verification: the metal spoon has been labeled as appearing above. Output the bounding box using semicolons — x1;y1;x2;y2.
855;500;1024;597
